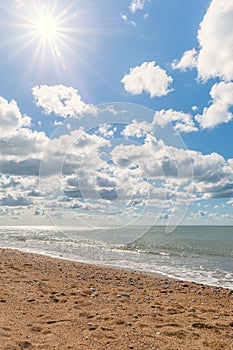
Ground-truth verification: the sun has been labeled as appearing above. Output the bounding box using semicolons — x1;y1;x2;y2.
30;6;64;48
12;2;78;72
28;6;66;70
34;13;59;42
8;1;91;74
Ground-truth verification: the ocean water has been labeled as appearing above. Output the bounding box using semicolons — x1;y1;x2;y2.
0;225;232;289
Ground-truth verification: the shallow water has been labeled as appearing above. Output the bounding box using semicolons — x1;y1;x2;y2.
0;225;232;289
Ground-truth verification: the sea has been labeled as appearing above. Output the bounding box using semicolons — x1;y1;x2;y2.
0;225;232;290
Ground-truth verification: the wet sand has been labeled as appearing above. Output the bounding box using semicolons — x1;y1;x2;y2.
0;248;232;350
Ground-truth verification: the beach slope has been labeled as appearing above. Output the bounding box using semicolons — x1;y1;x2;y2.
0;249;232;349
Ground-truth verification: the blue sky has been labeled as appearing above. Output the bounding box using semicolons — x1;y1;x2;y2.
0;0;233;227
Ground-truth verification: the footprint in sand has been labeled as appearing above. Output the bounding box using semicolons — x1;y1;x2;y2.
17;341;32;349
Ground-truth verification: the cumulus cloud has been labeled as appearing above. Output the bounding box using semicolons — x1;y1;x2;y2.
32;84;97;118
0;128;48;161
197;0;233;82
121;14;136;27
0;176;21;190
122;119;154;138
121;61;173;98
172;0;233;81
0;176;40;209
0;159;41;177
195;82;233;129
122;109;197;136
0;95;49;179
221;213;233;220
1;91;233;223
39;129;110;178
0;194;32;207
1;129;233;217
129;0;149;13
0;102;109;179
170;0;233;130
153;109;198;133
98;124;116;138
185;152;233;199
111;134;233;202
172;49;198;71
96;173;116;189
0;97;30;137
111;134;188;180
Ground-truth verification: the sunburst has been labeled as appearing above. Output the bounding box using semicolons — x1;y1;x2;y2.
34;12;59;43
10;1;78;72
4;1;100;79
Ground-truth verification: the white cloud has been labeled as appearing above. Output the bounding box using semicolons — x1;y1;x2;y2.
117;135;233;201
111;134;189;180
0;175;39;196
0;128;48;161
172;49;198;71
98;124;116;138
39;129;110;178
0;96;30;137
129;0;148;13
170;0;233;130
32;84;97;118
111;131;233;201
221;213;233;220
122;119;154;138
197;0;233;81
196;82;233;129
0;194;32;207
122;109;197;135
121;61;173;98
185;152;233;199
1;93;233;222
153;109;198;133
0;96;49;178
3;116;232;216
172;0;233;82
121;14;136;27
0;175;39;208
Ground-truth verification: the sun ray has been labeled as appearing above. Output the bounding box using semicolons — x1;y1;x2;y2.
2;0;108;81
6;1;79;74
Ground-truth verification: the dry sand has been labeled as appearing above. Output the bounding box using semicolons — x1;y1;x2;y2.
0;248;232;350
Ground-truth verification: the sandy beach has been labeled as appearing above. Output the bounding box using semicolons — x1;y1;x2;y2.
0;248;232;350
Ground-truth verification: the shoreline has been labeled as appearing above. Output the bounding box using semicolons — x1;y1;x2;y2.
0;248;233;349
0;245;232;291
1;245;232;291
